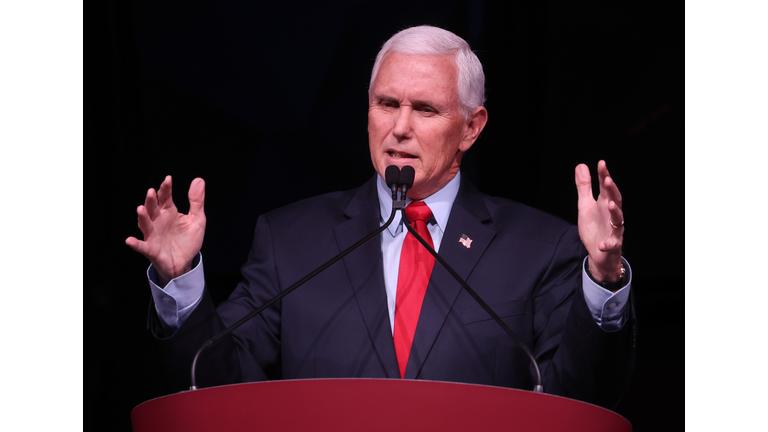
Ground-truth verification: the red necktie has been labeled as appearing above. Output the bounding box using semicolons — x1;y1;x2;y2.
393;201;435;378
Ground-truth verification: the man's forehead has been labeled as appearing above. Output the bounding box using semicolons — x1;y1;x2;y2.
373;53;459;99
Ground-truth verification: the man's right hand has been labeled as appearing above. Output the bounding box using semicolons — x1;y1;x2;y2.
125;176;206;287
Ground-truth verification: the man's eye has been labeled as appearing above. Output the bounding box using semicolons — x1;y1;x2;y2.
380;101;397;108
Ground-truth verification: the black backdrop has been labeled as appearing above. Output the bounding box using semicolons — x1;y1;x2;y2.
86;1;683;430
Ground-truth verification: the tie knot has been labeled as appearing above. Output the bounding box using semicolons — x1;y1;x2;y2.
406;201;433;223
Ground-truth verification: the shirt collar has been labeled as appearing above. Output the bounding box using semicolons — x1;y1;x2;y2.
376;170;461;237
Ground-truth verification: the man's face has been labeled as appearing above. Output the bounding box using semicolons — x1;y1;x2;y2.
368;52;485;200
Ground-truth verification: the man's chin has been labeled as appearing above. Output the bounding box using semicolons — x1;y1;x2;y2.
374;159;420;179
405;182;434;201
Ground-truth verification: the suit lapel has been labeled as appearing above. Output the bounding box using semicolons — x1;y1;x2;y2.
333;176;400;378
406;178;496;379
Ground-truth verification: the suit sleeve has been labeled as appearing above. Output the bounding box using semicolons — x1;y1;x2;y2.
532;225;636;408
149;213;282;391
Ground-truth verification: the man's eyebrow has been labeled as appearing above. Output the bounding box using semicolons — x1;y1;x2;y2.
373;95;442;110
374;94;398;103
411;99;437;108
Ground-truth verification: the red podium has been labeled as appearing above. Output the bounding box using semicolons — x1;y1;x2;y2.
132;379;631;431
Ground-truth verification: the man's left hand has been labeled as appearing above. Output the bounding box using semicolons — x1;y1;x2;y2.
575;160;625;283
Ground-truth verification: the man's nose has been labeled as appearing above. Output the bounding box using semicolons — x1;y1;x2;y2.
392;108;413;140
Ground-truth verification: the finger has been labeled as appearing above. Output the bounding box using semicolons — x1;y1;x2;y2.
596;160;609;198
598;239;623;254
188;177;206;217
608;200;625;234
125;236;150;256
136;205;154;238
598;160;623;207
597;159;611;179
144;188;160;220
603;174;623;209
574;163;594;209
157;175;175;210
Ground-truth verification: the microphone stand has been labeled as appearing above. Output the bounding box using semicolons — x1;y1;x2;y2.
189;194;406;390
400;211;545;393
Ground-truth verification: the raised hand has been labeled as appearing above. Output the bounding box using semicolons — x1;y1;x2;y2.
574;161;624;283
125;176;207;287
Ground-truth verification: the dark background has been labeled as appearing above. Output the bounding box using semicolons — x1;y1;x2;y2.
86;1;682;430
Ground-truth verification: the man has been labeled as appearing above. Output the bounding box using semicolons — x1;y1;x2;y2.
127;26;634;408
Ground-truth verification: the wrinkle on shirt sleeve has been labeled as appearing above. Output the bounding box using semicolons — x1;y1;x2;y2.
581;256;632;332
148;253;206;333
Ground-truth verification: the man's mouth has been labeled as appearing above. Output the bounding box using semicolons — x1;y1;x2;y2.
388;151;417;159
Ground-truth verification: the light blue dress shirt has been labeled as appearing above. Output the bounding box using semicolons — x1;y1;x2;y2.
150;170;631;333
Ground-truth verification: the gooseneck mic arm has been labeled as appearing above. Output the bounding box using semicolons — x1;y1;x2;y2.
189;166;405;390
397;167;544;393
401;220;544;393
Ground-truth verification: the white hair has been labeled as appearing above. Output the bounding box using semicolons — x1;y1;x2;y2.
368;25;486;119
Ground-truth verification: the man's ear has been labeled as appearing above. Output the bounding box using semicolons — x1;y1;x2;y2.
459;106;488;152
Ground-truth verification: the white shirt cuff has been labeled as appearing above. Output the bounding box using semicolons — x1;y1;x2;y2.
148;253;205;332
581;256;632;332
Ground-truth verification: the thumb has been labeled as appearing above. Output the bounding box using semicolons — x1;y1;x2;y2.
125;236;149;256
188;177;206;216
574;164;594;207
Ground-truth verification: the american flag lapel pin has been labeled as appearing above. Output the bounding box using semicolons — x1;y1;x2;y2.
459;234;473;249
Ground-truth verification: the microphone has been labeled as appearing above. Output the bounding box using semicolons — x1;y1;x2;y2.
397;168;545;393
399;165;415;198
385;165;401;201
189;166;404;390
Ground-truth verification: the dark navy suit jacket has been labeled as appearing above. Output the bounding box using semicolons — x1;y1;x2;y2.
151;174;635;408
